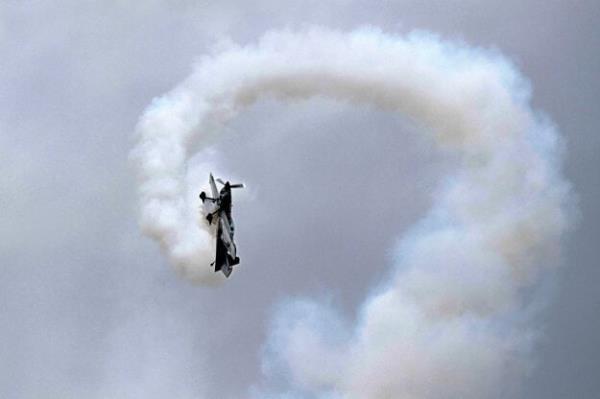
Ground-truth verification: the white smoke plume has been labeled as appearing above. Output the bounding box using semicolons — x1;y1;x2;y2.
131;27;573;397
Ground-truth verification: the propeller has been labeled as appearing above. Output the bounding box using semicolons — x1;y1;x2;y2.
216;178;244;188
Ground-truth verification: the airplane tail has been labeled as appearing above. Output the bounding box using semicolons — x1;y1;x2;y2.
221;263;233;277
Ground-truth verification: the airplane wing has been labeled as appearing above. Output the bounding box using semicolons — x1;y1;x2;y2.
213;213;235;278
214;221;232;277
219;216;237;259
209;173;219;199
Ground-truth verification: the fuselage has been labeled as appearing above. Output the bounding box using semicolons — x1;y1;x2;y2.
219;186;232;219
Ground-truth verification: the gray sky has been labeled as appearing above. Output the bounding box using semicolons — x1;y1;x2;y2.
1;1;598;398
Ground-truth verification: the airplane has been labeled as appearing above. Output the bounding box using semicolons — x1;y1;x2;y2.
199;174;244;277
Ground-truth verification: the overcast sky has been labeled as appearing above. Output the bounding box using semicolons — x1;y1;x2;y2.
1;1;598;398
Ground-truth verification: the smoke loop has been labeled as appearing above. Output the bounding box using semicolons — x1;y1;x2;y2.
132;28;572;398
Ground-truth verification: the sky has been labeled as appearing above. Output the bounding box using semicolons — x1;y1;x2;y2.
1;1;599;398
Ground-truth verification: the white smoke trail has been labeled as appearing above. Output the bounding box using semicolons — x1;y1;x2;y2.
131;27;572;397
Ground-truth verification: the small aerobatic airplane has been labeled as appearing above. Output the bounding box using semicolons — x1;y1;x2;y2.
199;174;244;277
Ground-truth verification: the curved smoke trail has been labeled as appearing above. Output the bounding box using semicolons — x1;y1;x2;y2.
132;28;572;397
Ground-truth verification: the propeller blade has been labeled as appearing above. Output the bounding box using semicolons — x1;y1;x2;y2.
216;178;225;185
